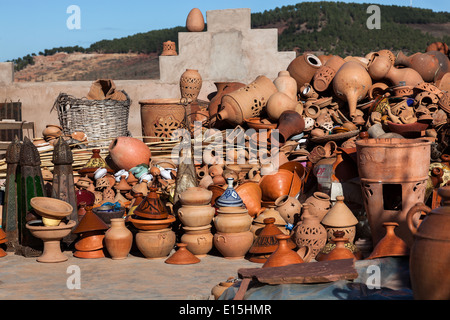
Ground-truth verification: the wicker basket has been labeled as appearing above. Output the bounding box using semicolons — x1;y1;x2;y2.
52;92;131;147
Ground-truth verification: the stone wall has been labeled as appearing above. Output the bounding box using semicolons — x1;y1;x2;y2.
0;8;296;139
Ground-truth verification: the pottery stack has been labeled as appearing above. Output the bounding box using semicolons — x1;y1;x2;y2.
177;187;215;257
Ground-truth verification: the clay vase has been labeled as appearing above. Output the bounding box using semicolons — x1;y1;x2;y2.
332;61;372;118
321;196;359;243
304;192;332;221
178;187;212;206
395;50;449;82
262;234;305;268
214;207;253;233
294;204;328;260
135;228;175;259
181;224;213;257
165;243;201;264
108;137;151;171
213;231;254;259
186;8;205;32
316;231;357;262
277;110;306;143
287;52;323;91
180;69;202;101
273;70;298;101
208;82;246;127
367;52;424;86
274;195;301;225
235;181;262;218
266;92;303;121
104;218;133;260
367;222;409;259
217;76;278;126
406;185;450;300
178;205;215;227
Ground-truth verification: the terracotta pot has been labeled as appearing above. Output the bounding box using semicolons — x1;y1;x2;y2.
313;65;336;92
181;224;213;257
161;40;177;56
367;222;409;259
324;55;346;72
235;181;262;218
213;231;254;259
214;207;253;233
406;186;450;300
333;61;372;117
251;207;288;237
263;234;305;268
258;169;302;201
426;42;449;55
277;110;305;143
178;204;215;227
287;52;323;91
180;69;202;101
321;196;358;243
217;76;278;126
274;195;301;225
30;197;73;227
395;50;449;82
165;243;200;264
209;82;246;127
316;231;357;261
211;278;236;300
294;204;327;260
104;218;133;259
135;228;176;259
108;137;151;171
186;8;204;32
273;70;298;101
266;92;302;121
304;192;332;221
178;187;212;206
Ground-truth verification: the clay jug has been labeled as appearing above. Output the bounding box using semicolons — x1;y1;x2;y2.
277;110;306;143
304;192;332;221
294;204;328;260
273;70;298;101
104;218;133;260
266;92;303;121
321;196;359;243
262;234;305;268
108;137;151;171
406;185;450;300
395;50;449;82
274;195;301;225
186;8;204;32
180;69;202;101
287;52;323;91
217;76;278;126
332;61;372;118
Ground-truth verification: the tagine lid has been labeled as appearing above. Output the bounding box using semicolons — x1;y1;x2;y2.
72;207;109;234
164;243;200;265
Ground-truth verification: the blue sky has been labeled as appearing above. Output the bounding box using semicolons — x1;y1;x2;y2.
0;0;448;62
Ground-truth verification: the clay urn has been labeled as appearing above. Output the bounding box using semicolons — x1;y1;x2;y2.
108;137;151;171
213;231;254;260
273;70;298;101
332;61;372;118
165;243;201;264
287;52;323;91
185;8;204;32
135;228;176;259
395;50;449;82
104;218;133;260
277;110;305;143
178;204;215;228
214;207;253;233
180;224;213;257
262;234;305;268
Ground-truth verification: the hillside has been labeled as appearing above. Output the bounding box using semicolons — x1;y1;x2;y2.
12;1;450;82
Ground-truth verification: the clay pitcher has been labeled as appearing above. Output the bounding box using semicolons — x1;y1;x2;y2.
287;52;323;91
332;61;372;118
406;185;450;300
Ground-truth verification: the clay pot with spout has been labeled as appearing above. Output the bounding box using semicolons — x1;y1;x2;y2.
287;52;323;91
395;50;449;82
332;61;372;118
209;82;246;128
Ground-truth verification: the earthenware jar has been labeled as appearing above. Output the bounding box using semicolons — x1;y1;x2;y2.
178;204;215;228
186;8;205;32
274;195;301;225
215;178;244;208
294;204;328;260
332;61;372;118
135;228;176;259
178;187;212;206
277;110;306;143
304;192;332;221
406;185;450;300
273;70;298;101
180;69;202;101
108;136;151;171
287;52;323;91
262;234;305;268
266;92;302;121
214;207;253;233
321;196;358;243
213;231;254;259
104;218;133;260
165;243;201;264
181;224;213;257
235;181;262;218
217;75;278;126
367;222;409;259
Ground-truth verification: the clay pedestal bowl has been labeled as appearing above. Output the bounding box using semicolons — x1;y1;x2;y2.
30;197;74;227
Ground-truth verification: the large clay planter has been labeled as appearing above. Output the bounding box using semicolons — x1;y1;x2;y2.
178;187;213;206
139;99;186;143
235;181;262;218
287;52;323;91
104;218;133;259
214;207;253;233
213;231;254;259
395;50;449;82
273;70;298;101
180;69;202;101
186;8;205;32
181;224;213;257
332;61;372;118
178;205;215;227
277;110;305;143
135;228;176;259
217;76;278;126
108;137;151;171
406;186;450;300
356;138;431;247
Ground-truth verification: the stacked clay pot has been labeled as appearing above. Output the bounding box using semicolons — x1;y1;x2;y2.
178;187;215;256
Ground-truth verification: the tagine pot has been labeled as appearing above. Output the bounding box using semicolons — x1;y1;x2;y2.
108;137;151;171
406;185;450;300
262;234;305;268
273;71;298;101
104;218;133;260
367;222;409;259
287;52;323;91
135;228;176;259
321;196;359;243
178;204;215;227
